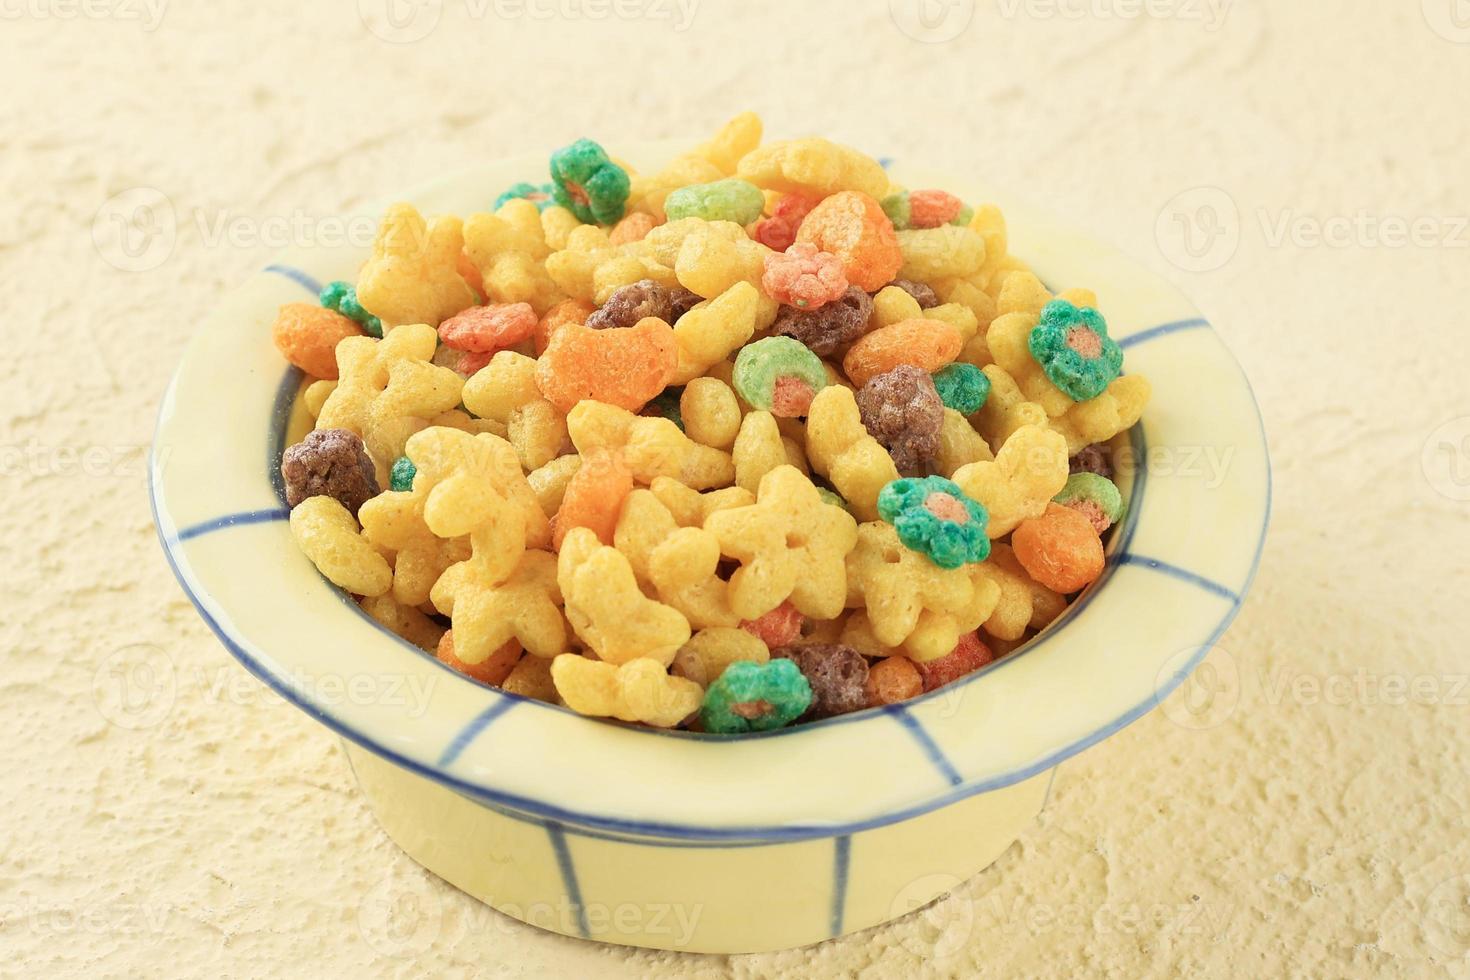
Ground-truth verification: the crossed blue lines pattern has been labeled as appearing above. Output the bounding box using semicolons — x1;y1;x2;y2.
156;263;1263;940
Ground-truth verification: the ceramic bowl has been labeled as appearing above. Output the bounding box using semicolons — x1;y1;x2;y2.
151;141;1270;954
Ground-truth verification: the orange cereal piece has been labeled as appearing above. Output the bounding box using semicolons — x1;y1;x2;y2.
866;655;922;706
795;191;903;292
535;298;594;355
552;449;633;550
457;249;485;300
438;302;537;353
535;317;677;414
1011;502;1105;594
740;600;805;649
271;302;362;380
842;318;963;387
609;211;658;246
437;630;522;686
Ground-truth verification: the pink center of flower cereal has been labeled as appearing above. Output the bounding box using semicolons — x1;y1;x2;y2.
1069;500;1111;535
1066;326;1103;359
731;700;773;720
565;181;589;207
923;492;970;523
770;376;816;417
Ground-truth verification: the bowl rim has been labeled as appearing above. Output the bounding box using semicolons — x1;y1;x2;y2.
150;143;1271;842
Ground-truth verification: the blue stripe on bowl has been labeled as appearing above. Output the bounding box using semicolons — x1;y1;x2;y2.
830;835;851;937
884;704;964;786
544;822;590;938
1117;317;1210;350
264;263;324;297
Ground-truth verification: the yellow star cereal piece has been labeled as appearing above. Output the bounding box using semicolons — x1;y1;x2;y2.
805;385;901;522
404;427;550;552
704;465;858;621
527;454;582;517
933;408;994;478
463;198;563;314
731;410;786;494
550;655;703;728
566;400;734;490
692;111;763;175
612;487;680;586
895;226;987;284
1048;375;1152;454
356;203;476;329
359;593;446;652
951;424;1069;538
648;477;753;528
462;351;538;423
289;496;393;597
558;527;691;666
970;364;1047;451
316;324;465;482
735;138;890;200
430;549;565;662
668;281;760;384
544;224;617;303
358;489;472;608
671;626;769;686
975;544;1067;642
673;222;772;300
844;521;995;660
647;526;741;629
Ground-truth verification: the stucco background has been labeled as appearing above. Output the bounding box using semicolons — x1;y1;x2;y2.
3;0;1468;976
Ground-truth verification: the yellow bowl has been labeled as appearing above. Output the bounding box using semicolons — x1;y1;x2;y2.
151;142;1269;953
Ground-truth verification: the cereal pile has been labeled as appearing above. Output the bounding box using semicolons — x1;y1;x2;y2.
271;113;1151;733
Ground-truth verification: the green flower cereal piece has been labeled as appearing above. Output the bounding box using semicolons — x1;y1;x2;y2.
931;362;991;415
494;181;556;212
1053;472;1124;534
1027;299;1123;402
876;475;991;569
700;659;812;734
663;178;766;225
390;456;417;492
320;280;383;338
549;138;630;225
732;336;828;418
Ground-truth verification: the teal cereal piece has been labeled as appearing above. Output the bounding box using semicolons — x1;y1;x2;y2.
877;475;991;569
641;386;685;431
549;138;630;225
732;336;828;418
390;456;417;492
494;181;556;212
320;280;383;338
1053;472;1124;533
931;362;991;415
700;659;812;734
817;487;849;511
1028;299;1123;402
663;178;766;225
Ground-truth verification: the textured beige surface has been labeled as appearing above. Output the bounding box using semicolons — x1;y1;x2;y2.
3;1;1468;976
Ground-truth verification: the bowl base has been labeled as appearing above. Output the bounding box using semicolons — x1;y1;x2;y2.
345;740;1053;954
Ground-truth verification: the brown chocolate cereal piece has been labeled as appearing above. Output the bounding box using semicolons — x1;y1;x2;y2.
769;285;873;356
281;428;380;514
1069;443;1113;478
586;279;673;330
854;365;945;471
773;643;870;718
888;278;939;309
